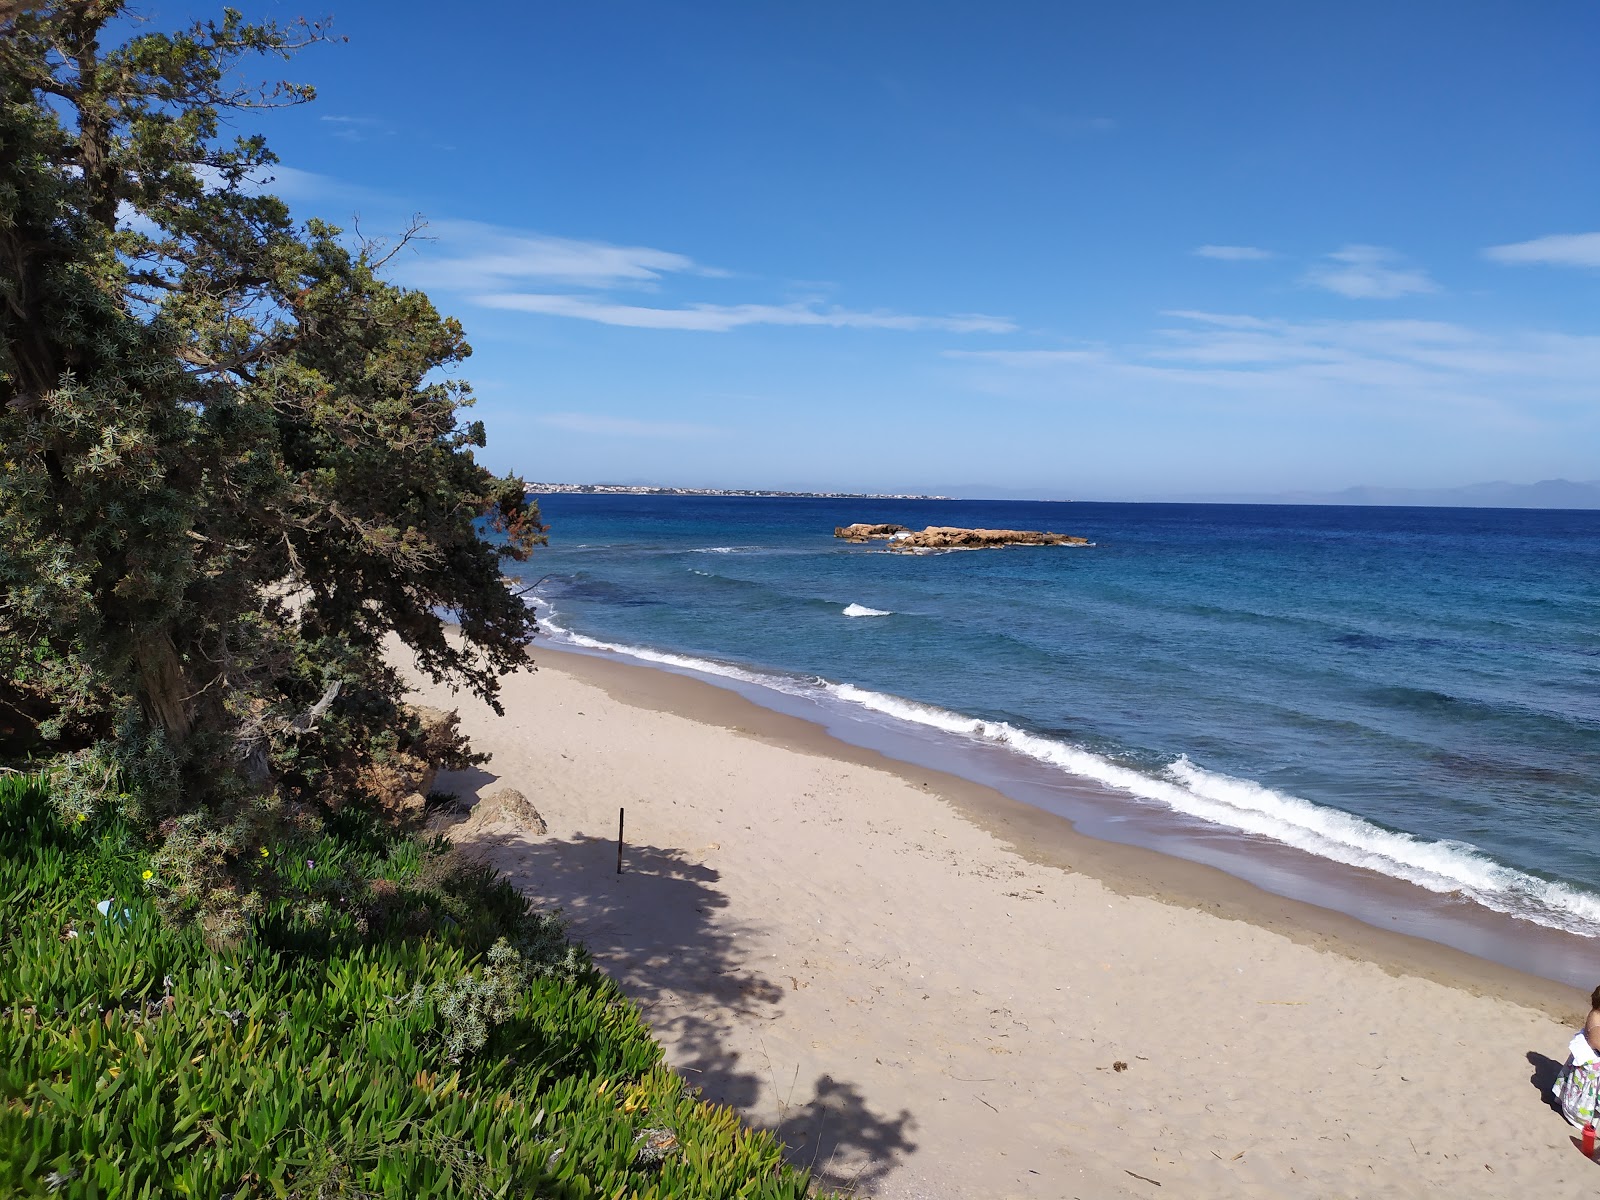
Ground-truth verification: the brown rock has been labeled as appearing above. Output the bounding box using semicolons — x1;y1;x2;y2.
886;526;1092;551
466;787;548;835
834;522;909;542
397;791;429;817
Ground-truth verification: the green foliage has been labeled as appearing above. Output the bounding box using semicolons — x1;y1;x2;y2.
0;773;144;918
0;1;547;932
416;938;535;1060
0;778;818;1200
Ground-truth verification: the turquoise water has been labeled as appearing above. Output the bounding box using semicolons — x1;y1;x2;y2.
512;496;1600;939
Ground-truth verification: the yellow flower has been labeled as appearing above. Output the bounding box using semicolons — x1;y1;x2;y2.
76;813;88;823
260;848;270;858
142;870;154;881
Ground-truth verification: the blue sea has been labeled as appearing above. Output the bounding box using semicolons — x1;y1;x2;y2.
511;495;1600;951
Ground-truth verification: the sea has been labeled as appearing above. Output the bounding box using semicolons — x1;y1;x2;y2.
509;495;1600;981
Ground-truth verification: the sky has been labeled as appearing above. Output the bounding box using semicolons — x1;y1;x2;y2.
146;0;1598;497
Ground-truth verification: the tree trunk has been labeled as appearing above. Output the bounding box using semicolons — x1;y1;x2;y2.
68;7;119;231
134;632;194;743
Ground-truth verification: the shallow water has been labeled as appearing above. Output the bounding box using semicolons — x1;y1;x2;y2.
510;495;1600;940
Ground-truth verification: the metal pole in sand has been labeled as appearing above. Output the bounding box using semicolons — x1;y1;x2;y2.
617;806;625;875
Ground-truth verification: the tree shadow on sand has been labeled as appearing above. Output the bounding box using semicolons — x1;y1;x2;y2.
772;1074;918;1194
438;777;916;1193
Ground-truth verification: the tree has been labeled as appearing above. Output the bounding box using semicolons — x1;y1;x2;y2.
0;1;544;938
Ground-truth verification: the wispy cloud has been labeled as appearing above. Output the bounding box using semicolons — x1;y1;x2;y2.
179;171;1015;340
398;220;1012;334
320;115;392;142
400;221;719;291
1483;232;1600;269
944;348;1104;367
947;311;1600;424
1020;107;1118;138
1304;244;1438;299
1193;244;1274;261
477;292;1015;333
238;163;380;207
536;412;724;438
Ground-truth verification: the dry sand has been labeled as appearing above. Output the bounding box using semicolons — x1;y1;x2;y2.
403;644;1597;1198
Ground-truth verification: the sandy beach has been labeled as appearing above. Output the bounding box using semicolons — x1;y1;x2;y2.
403;642;1595;1198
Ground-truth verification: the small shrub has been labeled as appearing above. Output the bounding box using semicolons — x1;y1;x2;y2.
413;938;527;1059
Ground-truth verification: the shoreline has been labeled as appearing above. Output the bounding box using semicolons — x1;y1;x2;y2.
403;637;1596;1195
404;639;1597;1196
521;496;1600;957
533;641;1585;1018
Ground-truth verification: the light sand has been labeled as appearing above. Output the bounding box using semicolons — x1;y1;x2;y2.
403;644;1596;1198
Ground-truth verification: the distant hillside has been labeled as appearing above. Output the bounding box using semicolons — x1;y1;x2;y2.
1171;479;1600;509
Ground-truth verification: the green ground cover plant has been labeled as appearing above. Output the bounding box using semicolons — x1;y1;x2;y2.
0;774;817;1199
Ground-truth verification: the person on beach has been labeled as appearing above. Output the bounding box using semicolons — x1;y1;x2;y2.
1553;985;1600;1128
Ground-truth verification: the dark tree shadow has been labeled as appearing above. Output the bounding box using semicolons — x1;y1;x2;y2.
775;1074;917;1195
438;764;498;799
428;769;919;1192
1529;1050;1565;1115
423;765;500;831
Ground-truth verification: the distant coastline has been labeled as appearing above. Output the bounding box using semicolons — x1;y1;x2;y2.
528;479;1600;508
527;482;953;500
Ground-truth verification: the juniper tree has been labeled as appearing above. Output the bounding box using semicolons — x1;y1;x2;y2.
0;1;543;936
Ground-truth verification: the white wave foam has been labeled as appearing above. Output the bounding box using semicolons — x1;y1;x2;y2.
527;600;1600;937
541;619;814;697
843;603;893;618
823;682;1600;937
692;546;746;554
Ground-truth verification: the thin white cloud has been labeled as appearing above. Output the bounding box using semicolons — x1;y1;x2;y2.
174;167;1015;341
945;348;1106;367
536;412;724;438
1020;107;1118;138
1161;310;1275;330
1193;245;1274;261
319;115;392;142
405;220;720;291
477;292;1016;334
1483;232;1600;269
947;311;1600;425
429;221;1014;329
215;162;381;207
1304;244;1438;299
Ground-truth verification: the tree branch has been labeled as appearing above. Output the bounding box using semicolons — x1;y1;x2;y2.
362;214;434;273
0;0;53;28
289;679;341;733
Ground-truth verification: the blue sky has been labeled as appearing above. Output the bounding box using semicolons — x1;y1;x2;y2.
166;1;1597;496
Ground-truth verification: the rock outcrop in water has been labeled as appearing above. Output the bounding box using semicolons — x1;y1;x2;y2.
835;523;1092;551
834;523;909;542
891;526;1091;551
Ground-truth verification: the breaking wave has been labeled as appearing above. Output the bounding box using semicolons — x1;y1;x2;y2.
529;597;1600;937
843;603;893;618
